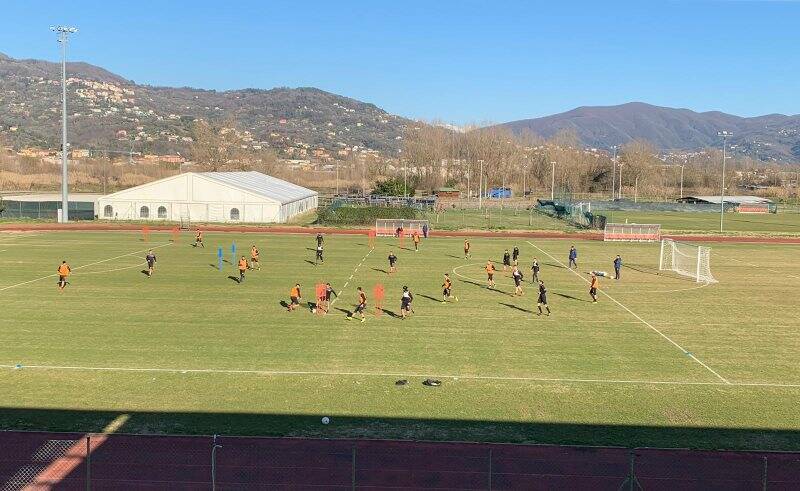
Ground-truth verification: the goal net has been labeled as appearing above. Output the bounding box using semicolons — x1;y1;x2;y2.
659;238;717;283
604;223;661;242
375;219;430;237
179;215;191;231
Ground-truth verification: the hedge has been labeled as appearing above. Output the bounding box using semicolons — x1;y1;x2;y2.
316;205;419;225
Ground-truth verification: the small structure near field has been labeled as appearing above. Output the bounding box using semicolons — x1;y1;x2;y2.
676;195;772;205
97;171;317;223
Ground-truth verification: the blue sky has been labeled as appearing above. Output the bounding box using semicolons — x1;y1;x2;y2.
2;0;799;124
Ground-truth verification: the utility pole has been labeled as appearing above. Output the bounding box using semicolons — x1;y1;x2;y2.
52;25;78;222
550;161;556;199
478;160;484;209
679;164;685;199
718;131;731;232
618;163;624;199
610;145;617;200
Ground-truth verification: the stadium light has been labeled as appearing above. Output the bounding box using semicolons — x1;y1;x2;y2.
550;161;556;199
51;25;78;222
610;145;617;200
718;131;732;232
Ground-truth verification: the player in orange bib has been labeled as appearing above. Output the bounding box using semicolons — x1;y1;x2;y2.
464;239;471;259
589;273;599;303
57;260;71;291
485;260;496;288
250;245;260;270
237;256;248;283
441;273;457;303
288;284;302;312
413;232;421;252
195;229;204;248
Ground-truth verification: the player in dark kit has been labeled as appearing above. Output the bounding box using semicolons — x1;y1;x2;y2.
537;280;551;316
502;249;511;271
512;246;520;264
315;244;324;264
568;245;578;269
400;286;414;319
316;233;324;247
589;273;599;303
512;265;524;295
323;282;337;314
613;255;622;280
195;229;204;248
531;257;540;283
464;239;471;259
388;252;398;274
145;249;157;277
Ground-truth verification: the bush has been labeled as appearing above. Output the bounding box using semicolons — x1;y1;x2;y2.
316;205;419;225
372;177;416;196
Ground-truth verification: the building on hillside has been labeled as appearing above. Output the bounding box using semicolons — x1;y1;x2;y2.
96;171;317;223
435;187;461;199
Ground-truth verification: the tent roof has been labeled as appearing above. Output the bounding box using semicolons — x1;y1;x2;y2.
200;172;317;205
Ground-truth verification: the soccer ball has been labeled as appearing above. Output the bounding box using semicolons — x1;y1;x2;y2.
321;416;330;425
312;308;317;314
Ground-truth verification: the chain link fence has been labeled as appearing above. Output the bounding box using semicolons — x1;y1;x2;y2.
0;200;95;220
2;431;799;490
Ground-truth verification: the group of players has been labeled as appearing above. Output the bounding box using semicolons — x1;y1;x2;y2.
56;228;623;320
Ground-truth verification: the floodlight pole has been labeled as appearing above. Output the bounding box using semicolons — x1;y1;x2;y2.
478;160;484;209
550;161;556;199
618;163;624;199
52;25;78;222
679;164;685;199
718;131;731;232
610;145;617;200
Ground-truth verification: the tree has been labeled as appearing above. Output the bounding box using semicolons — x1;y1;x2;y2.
373;177;415;196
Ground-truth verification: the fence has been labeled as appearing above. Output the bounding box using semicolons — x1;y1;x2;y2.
0;200;95;220
2;431;799;490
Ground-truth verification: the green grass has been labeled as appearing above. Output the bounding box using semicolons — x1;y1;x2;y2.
1;230;799;450
605;210;800;235
421;206;575;231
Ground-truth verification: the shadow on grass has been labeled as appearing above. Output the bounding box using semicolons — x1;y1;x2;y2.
371;268;388;274
0;407;798;452
499;302;533;314
139;270;150;277
304;260;316;266
227;275;240;283
380;308;400;318
552;292;588;302
334;307;353;317
417;294;442;303
444;254;464;259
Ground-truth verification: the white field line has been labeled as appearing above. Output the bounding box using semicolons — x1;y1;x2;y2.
720;254;800;281
330;248;372;308
527;241;731;385
0;242;171;292
2;363;798;388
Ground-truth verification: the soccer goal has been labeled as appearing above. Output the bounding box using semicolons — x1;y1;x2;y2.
659;238;717;283
179;215;191;231
604;223;661;242
375;219;430;237
737;203;776;214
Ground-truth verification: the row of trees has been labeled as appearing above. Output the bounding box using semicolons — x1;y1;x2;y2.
397;124;794;199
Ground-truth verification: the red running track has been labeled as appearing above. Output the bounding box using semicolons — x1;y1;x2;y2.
1;431;799;490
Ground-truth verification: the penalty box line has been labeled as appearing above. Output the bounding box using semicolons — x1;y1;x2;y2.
0;242;172;292
2;363;798;388
527;241;731;385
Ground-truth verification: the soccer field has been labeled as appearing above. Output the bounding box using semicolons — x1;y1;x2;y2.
1;230;799;450
604;210;800;235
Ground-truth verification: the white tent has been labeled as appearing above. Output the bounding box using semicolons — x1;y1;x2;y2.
96;171;318;223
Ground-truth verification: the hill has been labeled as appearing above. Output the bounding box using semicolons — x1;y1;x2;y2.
0;52;410;157
498;102;800;163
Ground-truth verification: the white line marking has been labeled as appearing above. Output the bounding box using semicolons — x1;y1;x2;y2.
722;254;800;281
2;363;797;388
527;241;731;385
330;248;372;308
0;242;171;292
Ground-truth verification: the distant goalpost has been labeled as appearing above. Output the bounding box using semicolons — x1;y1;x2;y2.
659;238;717;283
604;223;661;242
375;219;430;237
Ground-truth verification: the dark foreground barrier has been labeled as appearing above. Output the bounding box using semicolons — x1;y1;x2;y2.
1;431;799;490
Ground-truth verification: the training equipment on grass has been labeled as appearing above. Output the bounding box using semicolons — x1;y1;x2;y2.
374;219;430;237
170;226;180;243
141;226;150;243
217;246;223;271
231;241;237;266
604;223;661;242
368;229;376;249
373;283;385;316
659;238;717;283
321;417;330;424
179;214;191;230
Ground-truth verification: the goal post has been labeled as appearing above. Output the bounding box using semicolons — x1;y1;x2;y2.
659;238;717;283
604;223;661;242
375;219;430;237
